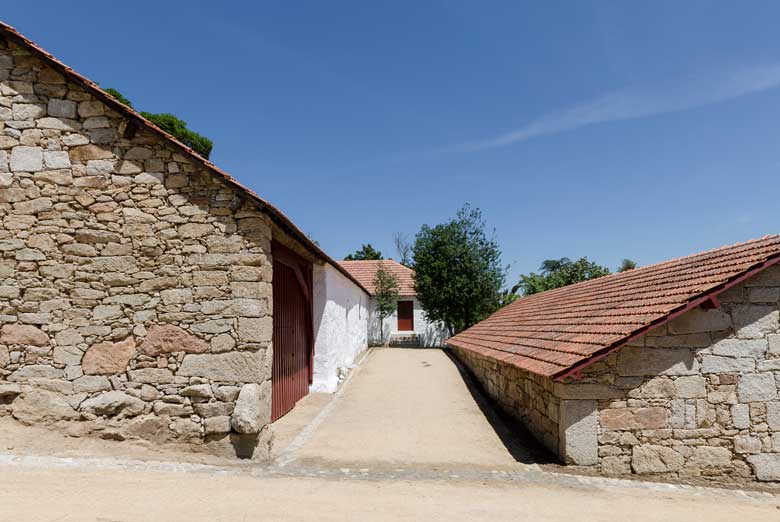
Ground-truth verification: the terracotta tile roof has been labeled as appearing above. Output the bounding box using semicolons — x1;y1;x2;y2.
0;21;369;296
339;260;416;296
448;235;780;379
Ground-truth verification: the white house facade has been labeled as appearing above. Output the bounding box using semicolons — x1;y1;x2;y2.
340;260;449;347
311;264;370;392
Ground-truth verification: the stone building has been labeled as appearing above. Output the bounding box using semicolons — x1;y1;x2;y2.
0;23;371;457
449;236;780;483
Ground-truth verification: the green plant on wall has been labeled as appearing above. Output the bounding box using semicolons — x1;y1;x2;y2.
102;86;214;159
139;112;213;159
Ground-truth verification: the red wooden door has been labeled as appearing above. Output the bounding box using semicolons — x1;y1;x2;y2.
272;256;311;422
397;301;414;331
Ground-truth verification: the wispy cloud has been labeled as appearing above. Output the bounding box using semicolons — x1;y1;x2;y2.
460;63;780;151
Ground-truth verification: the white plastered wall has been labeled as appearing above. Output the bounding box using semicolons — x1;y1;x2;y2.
311;264;369;392
368;296;449;347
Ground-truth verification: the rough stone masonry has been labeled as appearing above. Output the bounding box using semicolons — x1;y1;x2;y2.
0;33;302;457
454;268;780;484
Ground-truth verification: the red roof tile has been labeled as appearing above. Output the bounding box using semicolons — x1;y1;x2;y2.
0;22;370;295
448;236;780;379
339;260;416;296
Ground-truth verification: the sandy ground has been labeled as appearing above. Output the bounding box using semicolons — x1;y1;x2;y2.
0;347;778;521
271;392;332;457
292;348;541;469
0;465;777;522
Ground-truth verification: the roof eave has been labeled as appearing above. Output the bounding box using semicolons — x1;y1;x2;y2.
552;253;780;382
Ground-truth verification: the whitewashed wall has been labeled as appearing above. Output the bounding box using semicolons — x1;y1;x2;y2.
368;297;449;347
311;264;369;392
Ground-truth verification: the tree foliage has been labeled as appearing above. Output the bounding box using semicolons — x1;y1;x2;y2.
393;232;413;267
412;205;505;335
618;258;637;272
373;267;399;344
517;257;611;296
101;87;214;159
344;243;383;261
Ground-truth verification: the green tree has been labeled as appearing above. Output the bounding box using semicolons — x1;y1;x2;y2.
101;87;214;159
517;257;611;296
373;267;400;344
618;258;637;272
412;204;505;335
498;282;522;307
344;244;383;261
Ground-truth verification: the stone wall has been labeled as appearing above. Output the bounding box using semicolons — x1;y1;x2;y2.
453;268;780;483
565;271;780;483
450;345;560;454
0;35;288;457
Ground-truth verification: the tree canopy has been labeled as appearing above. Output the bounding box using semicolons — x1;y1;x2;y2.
517;257;610;296
514;257;639;296
618;258;637;272
373;267;399;344
344;244;383;261
102;87;214;159
412;205;505;335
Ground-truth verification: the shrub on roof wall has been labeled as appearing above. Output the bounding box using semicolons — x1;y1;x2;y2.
101;86;214;159
104;87;134;107
140;112;213;159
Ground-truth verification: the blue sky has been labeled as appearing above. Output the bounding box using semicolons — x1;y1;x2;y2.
6;2;780;284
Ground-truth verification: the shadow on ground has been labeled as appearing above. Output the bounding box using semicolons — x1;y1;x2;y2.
444;349;557;466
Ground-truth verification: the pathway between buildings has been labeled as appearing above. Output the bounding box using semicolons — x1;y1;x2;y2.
278;347;544;470
0;348;778;521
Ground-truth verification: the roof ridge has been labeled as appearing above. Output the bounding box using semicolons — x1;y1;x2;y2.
450;235;780;379
623;234;780;273
511;234;780;303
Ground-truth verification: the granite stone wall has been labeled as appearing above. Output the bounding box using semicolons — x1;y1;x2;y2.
453;268;780;483
0;35;289;457
569;270;780;483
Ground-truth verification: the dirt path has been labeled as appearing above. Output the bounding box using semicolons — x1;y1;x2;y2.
289;348;541;469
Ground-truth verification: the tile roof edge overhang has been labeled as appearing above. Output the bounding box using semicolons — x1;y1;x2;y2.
338;260;417;297
551;253;780;382
0;21;371;297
